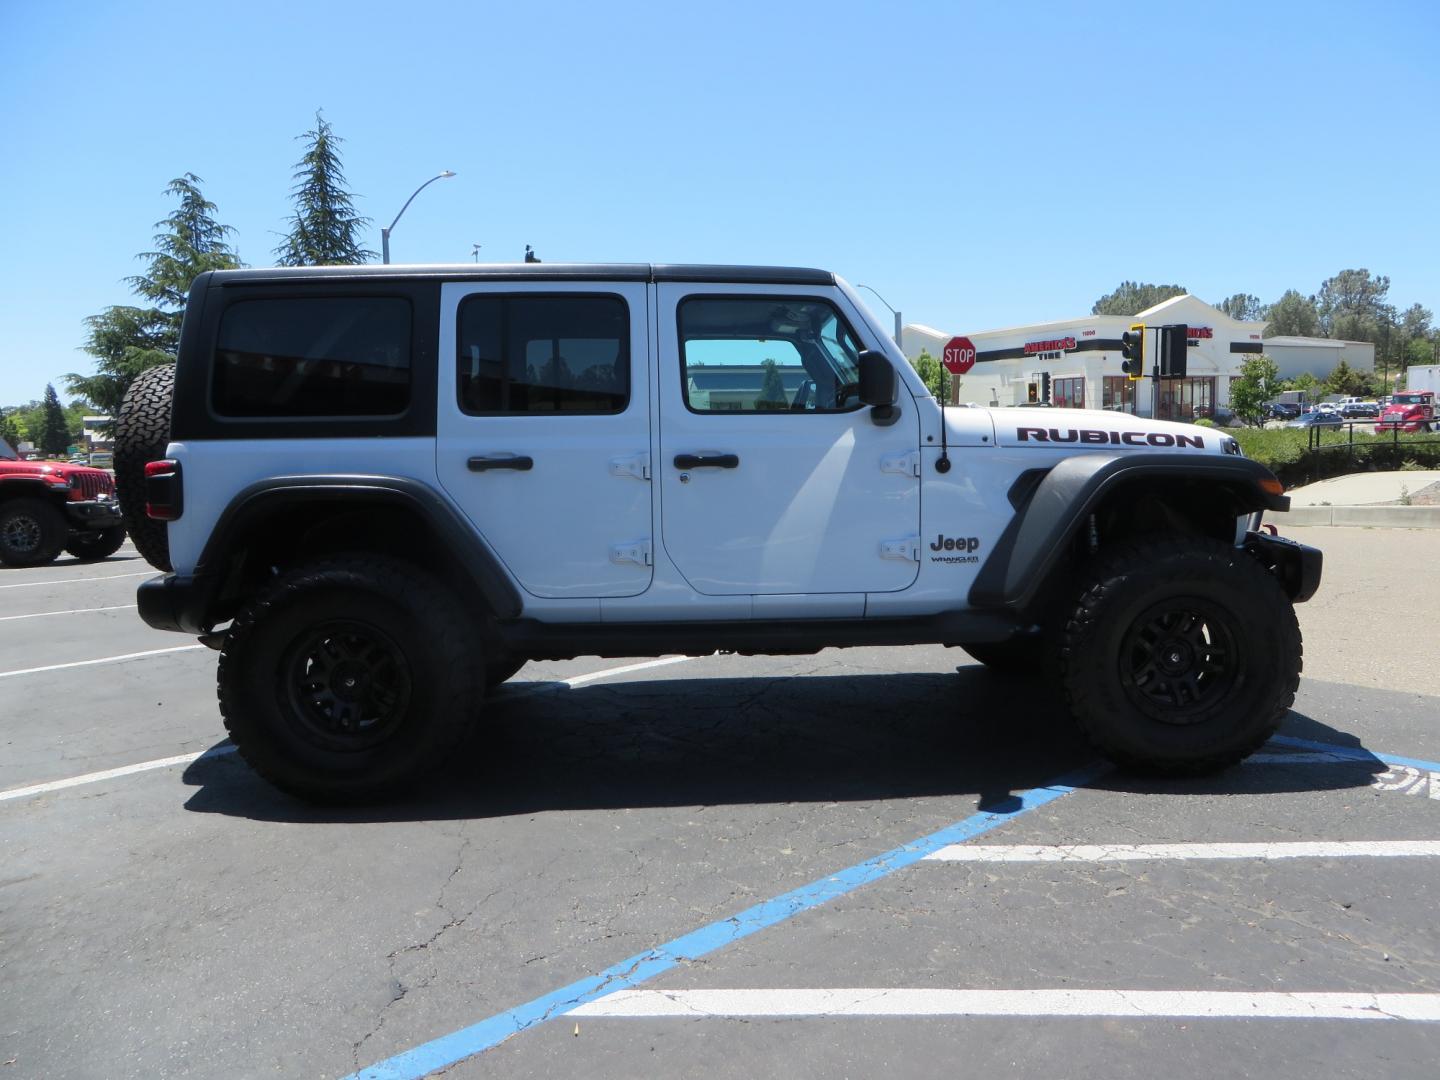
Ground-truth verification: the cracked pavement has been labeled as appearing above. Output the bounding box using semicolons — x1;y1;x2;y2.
2;527;1439;1079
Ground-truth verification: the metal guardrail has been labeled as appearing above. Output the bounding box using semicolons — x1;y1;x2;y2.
1302;417;1440;483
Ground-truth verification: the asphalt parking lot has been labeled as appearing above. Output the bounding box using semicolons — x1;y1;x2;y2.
2;527;1438;1079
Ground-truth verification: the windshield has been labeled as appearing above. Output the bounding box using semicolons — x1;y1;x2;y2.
1393;393;1428;405
0;439;17;461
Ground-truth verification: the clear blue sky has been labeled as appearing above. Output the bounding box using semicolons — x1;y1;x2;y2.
2;0;1436;408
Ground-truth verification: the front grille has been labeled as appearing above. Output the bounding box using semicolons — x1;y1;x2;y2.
71;471;115;500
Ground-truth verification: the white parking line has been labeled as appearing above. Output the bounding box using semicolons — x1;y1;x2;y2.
0;655;699;803
568;988;1440;1021
0;570;152;590
0;604;138;622
0;746;237;803
923;841;1440;862
0;644;207;680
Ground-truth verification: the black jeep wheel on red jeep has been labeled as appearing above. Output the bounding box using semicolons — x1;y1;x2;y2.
1059;534;1301;775
113;363;175;572
65;525;127;562
0;497;67;567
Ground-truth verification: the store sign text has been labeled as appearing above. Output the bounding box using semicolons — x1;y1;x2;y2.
1023;336;1076;355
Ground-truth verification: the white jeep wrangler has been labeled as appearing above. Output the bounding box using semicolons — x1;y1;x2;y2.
116;264;1320;801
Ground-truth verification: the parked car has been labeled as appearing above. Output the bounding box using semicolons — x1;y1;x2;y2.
1340;401;1380;419
1286;411;1344;430
1267;402;1302;421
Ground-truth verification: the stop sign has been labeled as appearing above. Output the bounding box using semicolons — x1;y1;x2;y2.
942;336;977;375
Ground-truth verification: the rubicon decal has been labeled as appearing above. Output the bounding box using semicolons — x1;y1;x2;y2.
1017;428;1205;449
930;535;981;564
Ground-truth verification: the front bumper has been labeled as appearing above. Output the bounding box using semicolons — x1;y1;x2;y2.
65;499;123;530
1245;530;1323;603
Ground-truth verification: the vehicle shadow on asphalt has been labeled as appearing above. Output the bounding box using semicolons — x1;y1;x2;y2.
179;667;1384;824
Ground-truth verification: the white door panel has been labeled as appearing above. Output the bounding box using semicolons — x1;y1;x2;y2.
656;284;920;596
436;282;653;599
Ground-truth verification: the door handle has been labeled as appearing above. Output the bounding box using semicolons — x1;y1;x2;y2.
673;453;739;470
468;455;534;472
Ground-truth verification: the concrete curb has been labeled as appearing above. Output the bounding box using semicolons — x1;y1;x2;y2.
1272;505;1440;528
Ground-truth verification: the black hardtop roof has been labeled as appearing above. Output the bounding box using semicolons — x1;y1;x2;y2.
202;263;837;287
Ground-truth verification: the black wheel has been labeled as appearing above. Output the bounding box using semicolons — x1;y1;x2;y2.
65;525;127;562
959;637;1043;676
1059;534;1302;775
485;656;526;693
218;556;484;801
113;363;175;572
0;498;67;567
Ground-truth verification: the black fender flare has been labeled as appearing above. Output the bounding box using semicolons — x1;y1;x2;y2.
969;453;1291;612
139;475;522;634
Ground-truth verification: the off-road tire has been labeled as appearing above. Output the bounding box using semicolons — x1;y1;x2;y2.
485;656;527;693
218;556;483;802
65;525;127;562
0;498;67;567
113;363;175;572
1058;534;1301;775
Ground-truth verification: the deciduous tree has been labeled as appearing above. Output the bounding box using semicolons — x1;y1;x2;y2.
274;111;374;266
908;349;946;399
1091;281;1188;317
1263;290;1320;338
1227;355;1281;427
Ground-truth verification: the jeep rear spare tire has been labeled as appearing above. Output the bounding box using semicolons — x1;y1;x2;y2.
217;555;483;802
113;363;175;572
1059;534;1301;775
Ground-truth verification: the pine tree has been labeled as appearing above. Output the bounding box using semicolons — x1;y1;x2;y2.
37;384;71;457
274;111;375;266
66;175;241;417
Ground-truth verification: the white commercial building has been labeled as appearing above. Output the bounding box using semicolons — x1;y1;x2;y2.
903;295;1374;419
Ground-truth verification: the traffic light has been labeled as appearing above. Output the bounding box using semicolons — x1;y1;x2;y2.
1159;324;1189;378
1040;372;1051;403
1120;323;1146;380
1027;382;1038;403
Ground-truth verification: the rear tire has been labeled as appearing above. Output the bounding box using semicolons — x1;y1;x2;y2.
218;556;483;802
113;363;175;572
1059;534;1301;775
0;498;67;567
65;525;127;562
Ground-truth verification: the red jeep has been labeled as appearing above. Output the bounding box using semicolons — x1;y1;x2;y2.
0;440;126;566
1374;391;1437;434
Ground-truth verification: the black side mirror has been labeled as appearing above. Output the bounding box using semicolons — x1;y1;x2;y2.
857;350;897;406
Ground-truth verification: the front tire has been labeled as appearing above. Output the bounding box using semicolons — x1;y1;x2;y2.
218;556;483;801
1059;535;1301;775
0;498;67;567
65;525;127;562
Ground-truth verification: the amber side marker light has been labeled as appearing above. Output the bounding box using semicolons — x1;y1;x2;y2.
1258;477;1286;497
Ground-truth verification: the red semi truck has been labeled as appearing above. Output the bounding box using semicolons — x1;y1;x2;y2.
1374;391;1437;434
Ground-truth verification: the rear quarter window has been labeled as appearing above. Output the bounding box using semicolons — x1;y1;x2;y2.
213;296;413;417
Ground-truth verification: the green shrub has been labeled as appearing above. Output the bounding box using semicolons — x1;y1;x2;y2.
1192;417;1216;428
1233;427;1440;488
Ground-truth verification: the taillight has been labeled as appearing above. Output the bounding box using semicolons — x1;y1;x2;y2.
144;459;183;521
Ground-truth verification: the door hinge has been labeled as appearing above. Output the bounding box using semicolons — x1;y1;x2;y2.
610;539;653;567
880;451;921;477
879;535;921;562
609;453;651;481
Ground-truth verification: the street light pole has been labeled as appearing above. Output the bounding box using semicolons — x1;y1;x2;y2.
856;284;903;349
380;170;456;264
